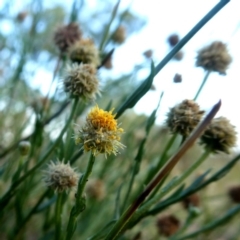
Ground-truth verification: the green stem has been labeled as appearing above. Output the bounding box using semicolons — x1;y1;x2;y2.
55;193;64;240
194;71;211;101
170;208;200;240
175;204;240;240
99;0;120;51
156;134;178;175
0;98;79;211
105;99;220;240
131;149;211;227
142;134;177;196
14;189;50;236
121;165;137;212
65;154;96;240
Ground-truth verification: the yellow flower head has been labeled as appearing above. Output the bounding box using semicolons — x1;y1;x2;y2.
76;105;125;157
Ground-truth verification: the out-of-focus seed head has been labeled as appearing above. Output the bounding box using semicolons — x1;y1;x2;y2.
111;26;126;44
156;215;180;237
16;11;28;22
173;73;182;83
150;84;156;91
200;117;237;153
86;179;106;200
228;185;240;203
132;232;142;240
166;99;205;136
103;56;113;69
18;141;31;156
75;105;125;157
63;63;100;101
54;22;82;53
69;39;100;67
143;49;153;59
182;193;200;209
43;161;80;192
196;41;232;75
168;34;180;47
173;51;184;61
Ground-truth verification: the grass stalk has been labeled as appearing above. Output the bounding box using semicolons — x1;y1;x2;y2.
65;153;96;240
194;71;211;100
105;101;220;240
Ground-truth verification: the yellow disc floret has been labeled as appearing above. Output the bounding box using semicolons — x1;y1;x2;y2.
76;105;125;157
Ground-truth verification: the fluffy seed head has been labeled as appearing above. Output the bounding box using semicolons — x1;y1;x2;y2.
63;63;100;100
69;39;100;67
200;117;237;153
43;161;79;192
196;41;232;75
166;99;205;136
111;26;126;44
156;215;180;237
54;22;82;53
228;185;240;203
75;105;125;157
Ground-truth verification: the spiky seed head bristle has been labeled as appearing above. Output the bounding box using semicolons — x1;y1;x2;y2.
166;99;205;136
196;41;232;75
200;117;237;153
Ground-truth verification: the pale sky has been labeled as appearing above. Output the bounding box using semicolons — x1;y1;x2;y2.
111;0;240;148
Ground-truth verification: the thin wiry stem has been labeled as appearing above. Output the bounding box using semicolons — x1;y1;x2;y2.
154;1;230;77
55;193;64;240
194;71;211;100
65;154;96;240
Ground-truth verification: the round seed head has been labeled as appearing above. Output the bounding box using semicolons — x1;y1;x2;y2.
200;117;237;153
69;39;100;67
54;22;82;53
111;26;126;44
63;63;100;100
228;185;240;203
156;215;180;237
43;161;80;192
182;193;200;209
173;51;184;61
143;49;153;59
86;179;106;200
196;41;232;75
167;34;179;47
166;99;205;136
173;73;182;83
